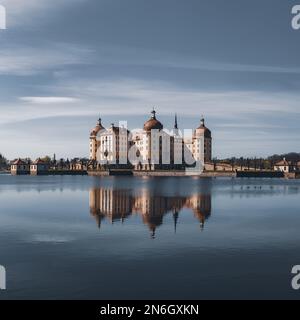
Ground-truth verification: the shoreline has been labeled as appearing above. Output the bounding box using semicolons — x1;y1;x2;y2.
87;170;299;179
3;170;299;179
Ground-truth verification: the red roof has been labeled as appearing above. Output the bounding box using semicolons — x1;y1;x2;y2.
143;110;163;132
194;118;211;139
33;158;47;164
90;119;105;136
275;159;292;166
12;158;27;165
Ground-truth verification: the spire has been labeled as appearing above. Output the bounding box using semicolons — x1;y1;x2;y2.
151;108;156;119
174;113;178;130
200;115;205;127
98;117;102;126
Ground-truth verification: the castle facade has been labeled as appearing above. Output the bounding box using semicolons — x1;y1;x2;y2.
89;110;212;171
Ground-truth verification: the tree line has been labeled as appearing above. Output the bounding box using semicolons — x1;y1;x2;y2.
0;154;8;170
215;153;300;171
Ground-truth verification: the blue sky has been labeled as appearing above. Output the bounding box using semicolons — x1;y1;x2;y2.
0;0;300;159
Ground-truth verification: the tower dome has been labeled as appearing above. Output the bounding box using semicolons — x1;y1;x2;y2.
194;117;211;138
90;118;105;137
143;109;163;132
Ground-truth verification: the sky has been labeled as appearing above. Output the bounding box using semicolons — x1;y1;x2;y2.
0;0;300;159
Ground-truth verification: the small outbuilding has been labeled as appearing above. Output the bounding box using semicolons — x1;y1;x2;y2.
10;159;30;175
30;158;50;175
274;158;297;173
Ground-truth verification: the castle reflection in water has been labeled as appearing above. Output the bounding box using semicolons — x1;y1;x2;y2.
89;187;211;237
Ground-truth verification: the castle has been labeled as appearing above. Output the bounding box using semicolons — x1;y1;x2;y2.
89;109;212;171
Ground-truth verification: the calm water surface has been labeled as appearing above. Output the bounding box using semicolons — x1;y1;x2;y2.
0;175;300;299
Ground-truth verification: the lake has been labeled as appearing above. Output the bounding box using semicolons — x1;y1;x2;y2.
0;175;300;299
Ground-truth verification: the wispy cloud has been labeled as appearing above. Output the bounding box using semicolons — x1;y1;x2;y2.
2;1;299;75
49;78;300;117
90;44;300;75
0;43;93;75
0;78;295;124
1;0;87;27
0;77;297;131
20;97;80;104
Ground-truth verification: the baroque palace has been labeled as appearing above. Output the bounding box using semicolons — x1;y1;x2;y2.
89;109;212;171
